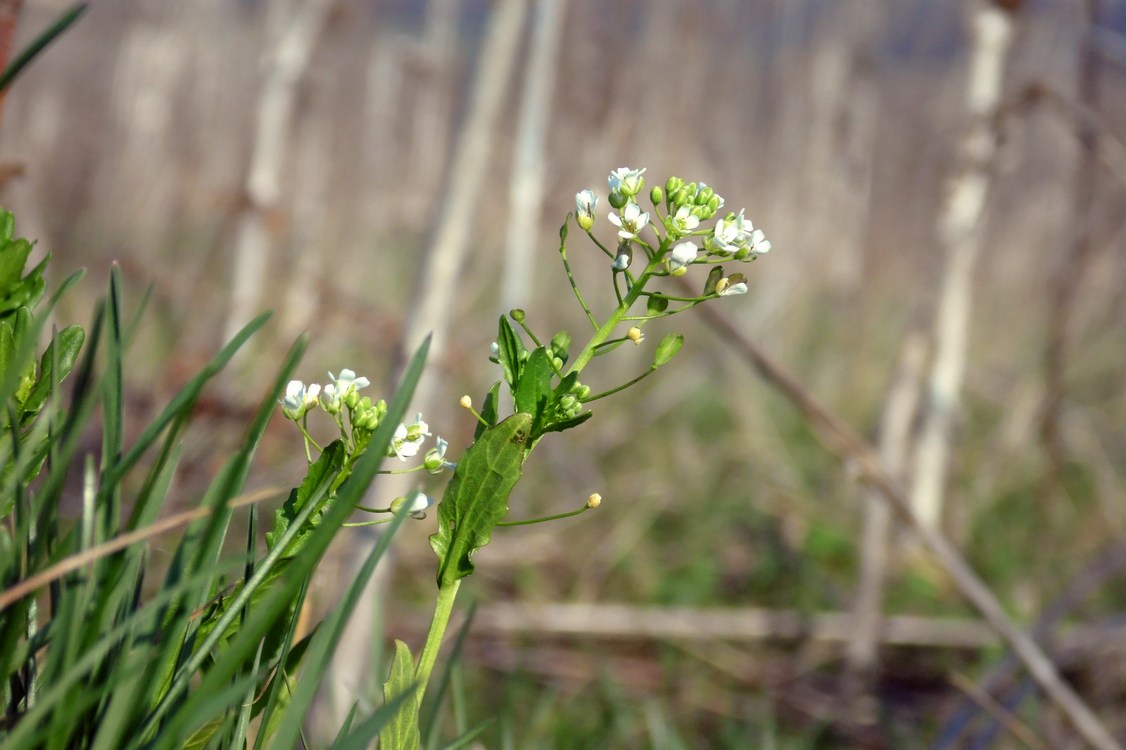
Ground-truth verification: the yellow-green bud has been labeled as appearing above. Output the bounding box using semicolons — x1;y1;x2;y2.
649;186;663;205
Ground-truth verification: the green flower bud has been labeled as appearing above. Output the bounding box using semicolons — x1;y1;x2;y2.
550;330;571;360
653;333;684;369
577;384;591;400
696;186;714;205
649;186;663;205
665;176;684;195
552;356;564;371
560;394;577;410
510;308;525;322
608;191;628;209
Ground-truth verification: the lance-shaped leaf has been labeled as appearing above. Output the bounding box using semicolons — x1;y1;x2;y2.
495;315;526;389
430;413;531;586
378;640;420;750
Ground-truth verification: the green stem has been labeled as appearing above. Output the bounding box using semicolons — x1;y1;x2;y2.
569;263;658;374
584;367;657;403
496;505;590;526
414;577;462;708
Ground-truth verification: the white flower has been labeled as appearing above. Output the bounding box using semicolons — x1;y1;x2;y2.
716;274;748;297
423;437;453;474
320;383;342;413
489;341;500;358
749;228;771;255
667;242;698;275
391;412;431;460
608;202;650;240
608;167;646;197
575;189;598;230
280;380;320;420
329;368;370;396
668;206;700;237
707;210;753;256
391;489;435;518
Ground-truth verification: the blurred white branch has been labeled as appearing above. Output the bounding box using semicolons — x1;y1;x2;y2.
909;1;1014;531
225;0;333;346
502;0;567;312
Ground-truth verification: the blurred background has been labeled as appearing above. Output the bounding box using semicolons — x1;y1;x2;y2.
2;0;1125;746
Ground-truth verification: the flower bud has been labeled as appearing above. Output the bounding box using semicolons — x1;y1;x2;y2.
627;326;644;345
460;395;473;410
696;186;714;205
586;493;602;509
665;176;684;196
577;384;591;400
510;308;525;323
550;330;571;360
649;186;663;205
612;242;632;271
653;333;684;368
608;191;628;209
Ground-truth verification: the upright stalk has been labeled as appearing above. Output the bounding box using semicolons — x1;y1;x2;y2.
413;578;461;707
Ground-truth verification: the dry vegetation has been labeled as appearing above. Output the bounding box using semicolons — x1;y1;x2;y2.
1;0;1124;746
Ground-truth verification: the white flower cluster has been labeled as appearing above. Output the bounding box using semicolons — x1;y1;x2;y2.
279;368;440;464
573;167;772;297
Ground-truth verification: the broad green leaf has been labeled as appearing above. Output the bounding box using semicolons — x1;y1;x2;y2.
495;315;525;388
430;413;531;586
513;347;552;421
379;640;420;750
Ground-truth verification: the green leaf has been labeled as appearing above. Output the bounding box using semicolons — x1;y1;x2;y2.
513;347;552;421
495;315;525;388
20;324;84;416
181;716;225;750
379;640;420;750
430;413;531;586
264;440;347;555
473;381;501;441
0;234;32;290
536;409;593;436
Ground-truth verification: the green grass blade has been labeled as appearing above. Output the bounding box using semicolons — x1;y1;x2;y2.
0;4;86;92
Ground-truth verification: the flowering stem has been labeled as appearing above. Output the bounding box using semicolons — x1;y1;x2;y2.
414;577;462;709
513;316;544;349
569;262;660;374
560;229;599;330
583;366;657;403
496;505;590;526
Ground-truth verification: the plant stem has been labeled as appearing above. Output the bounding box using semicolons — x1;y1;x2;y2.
568;264;656;374
414;577;462;708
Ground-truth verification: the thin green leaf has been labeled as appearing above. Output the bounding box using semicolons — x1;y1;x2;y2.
0;4;87;93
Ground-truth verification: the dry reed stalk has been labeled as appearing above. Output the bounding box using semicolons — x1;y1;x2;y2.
688;298;1121;750
841;333;926;714
502;0;567;312
224;0;333;346
1041;0;1104;493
